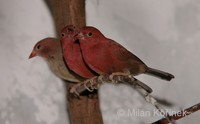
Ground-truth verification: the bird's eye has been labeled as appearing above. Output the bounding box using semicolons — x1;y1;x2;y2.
36;45;41;50
61;33;65;37
87;32;93;37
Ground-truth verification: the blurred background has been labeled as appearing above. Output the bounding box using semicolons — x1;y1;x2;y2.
0;0;200;123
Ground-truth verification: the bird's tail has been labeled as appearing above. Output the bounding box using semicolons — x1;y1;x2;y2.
145;67;174;81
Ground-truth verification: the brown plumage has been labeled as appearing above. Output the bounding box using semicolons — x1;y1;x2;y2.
29;38;84;83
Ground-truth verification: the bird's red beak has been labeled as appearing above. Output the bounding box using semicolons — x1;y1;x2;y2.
29;51;37;59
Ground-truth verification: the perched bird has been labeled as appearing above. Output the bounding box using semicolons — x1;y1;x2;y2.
61;25;97;78
29;38;83;83
76;26;174;81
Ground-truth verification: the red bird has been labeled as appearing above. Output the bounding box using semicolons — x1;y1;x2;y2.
61;25;96;79
76;26;174;81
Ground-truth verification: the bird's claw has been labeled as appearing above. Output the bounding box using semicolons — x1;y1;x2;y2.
83;76;98;92
97;75;105;84
84;81;94;92
109;72;130;84
69;87;80;98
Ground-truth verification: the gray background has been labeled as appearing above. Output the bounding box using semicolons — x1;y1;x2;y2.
0;0;200;124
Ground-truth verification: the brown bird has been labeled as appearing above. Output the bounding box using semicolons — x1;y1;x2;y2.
29;38;84;83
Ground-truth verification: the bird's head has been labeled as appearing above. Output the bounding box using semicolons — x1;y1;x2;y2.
29;38;58;59
61;25;78;38
76;26;105;45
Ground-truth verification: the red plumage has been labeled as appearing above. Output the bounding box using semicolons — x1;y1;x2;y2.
76;26;174;81
60;25;96;78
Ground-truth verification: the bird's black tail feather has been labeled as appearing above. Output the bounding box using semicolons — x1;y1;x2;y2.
145;67;174;81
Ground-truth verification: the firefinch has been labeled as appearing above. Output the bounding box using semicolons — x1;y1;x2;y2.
61;25;97;78
76;26;174;81
29;38;84;83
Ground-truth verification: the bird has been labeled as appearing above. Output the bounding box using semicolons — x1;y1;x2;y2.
60;25;97;79
29;37;84;83
75;26;174;81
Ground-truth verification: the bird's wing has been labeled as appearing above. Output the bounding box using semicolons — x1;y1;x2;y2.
108;39;145;65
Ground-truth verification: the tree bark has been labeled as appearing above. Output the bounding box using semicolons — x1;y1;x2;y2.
44;0;103;124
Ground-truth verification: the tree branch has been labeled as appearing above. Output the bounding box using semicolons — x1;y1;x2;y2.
70;73;175;123
44;0;103;124
152;102;200;124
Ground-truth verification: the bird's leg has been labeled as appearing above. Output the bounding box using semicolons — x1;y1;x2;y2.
69;83;82;97
109;71;131;84
109;72;153;93
97;75;107;84
83;76;97;92
70;76;98;96
83;74;110;91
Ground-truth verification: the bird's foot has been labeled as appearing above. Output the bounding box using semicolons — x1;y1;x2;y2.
97;75;106;84
69;76;101;97
83;76;98;92
109;72;130;84
69;85;80;98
